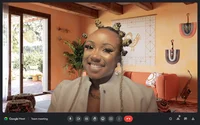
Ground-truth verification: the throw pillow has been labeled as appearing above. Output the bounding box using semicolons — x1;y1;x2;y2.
146;72;161;87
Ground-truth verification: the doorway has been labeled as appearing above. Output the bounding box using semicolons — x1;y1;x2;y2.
8;6;51;96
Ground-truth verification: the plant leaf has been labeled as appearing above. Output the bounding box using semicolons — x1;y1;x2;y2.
63;51;73;58
77;38;81;44
64;40;75;51
72;40;79;48
64;63;69;70
62;36;85;77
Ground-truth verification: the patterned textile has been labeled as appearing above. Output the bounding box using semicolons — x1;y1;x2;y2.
7;93;36;108
5;99;34;113
156;99;171;113
168;100;197;113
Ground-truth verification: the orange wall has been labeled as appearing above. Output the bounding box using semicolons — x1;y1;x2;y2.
7;2;83;89
80;3;198;99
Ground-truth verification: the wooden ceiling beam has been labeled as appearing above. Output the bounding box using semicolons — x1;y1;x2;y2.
90;2;123;15
40;2;98;19
184;2;195;5
135;2;153;11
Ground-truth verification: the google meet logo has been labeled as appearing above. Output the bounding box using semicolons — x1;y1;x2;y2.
4;117;8;121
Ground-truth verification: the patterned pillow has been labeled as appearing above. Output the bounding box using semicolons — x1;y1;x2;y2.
146;72;161;87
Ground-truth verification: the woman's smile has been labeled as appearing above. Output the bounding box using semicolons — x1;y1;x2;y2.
88;63;104;72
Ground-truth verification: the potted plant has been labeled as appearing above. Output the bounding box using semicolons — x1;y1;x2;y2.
59;34;87;77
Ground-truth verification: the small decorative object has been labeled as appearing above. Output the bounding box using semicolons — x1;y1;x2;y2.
7;93;36;108
5;99;34;113
180;70;192;104
57;27;70;33
179;13;196;38
165;39;180;64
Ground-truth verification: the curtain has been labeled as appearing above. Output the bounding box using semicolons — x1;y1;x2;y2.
2;4;9;101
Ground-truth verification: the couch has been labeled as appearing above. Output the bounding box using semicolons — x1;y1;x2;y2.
123;71;180;101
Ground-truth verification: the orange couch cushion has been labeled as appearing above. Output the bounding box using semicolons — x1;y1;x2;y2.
130;72;150;85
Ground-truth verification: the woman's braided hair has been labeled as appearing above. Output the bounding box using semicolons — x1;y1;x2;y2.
83;19;132;57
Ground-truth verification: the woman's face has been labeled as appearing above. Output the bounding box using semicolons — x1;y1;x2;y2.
82;28;121;80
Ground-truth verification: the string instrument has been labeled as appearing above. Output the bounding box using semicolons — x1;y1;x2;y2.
180;70;192;103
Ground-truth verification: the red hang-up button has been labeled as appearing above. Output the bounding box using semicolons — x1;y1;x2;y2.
124;115;133;122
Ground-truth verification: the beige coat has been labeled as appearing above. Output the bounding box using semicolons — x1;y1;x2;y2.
48;73;158;112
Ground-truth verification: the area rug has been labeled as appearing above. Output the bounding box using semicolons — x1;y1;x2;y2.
168;100;198;113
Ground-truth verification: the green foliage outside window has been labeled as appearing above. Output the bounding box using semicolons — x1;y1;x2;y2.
11;19;43;79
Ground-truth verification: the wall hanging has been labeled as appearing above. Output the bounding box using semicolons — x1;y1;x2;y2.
165;39;180;64
179;13;196;38
112;15;156;66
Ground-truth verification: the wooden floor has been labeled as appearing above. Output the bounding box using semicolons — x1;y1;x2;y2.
171;97;198;103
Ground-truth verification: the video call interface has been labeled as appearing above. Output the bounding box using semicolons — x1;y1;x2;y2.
1;1;199;125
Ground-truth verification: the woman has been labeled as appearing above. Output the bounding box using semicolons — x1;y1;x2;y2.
48;20;158;112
